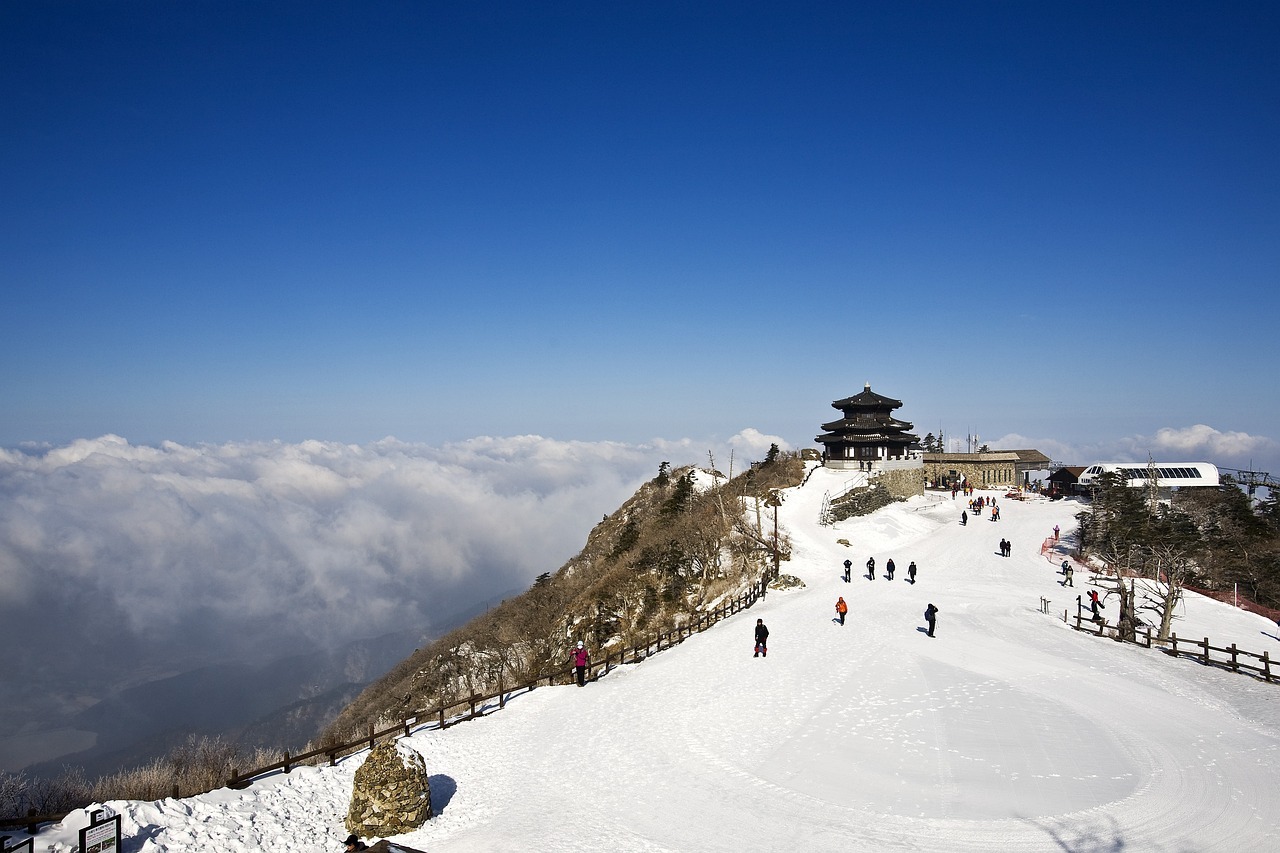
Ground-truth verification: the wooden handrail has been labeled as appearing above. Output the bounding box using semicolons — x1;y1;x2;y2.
1067;620;1277;685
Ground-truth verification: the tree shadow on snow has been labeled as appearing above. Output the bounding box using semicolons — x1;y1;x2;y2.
430;774;458;814
1261;630;1280;642
1023;813;1197;853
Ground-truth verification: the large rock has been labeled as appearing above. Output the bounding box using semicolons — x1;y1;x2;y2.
345;741;433;838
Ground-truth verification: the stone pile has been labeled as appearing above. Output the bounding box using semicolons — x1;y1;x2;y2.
345;741;433;839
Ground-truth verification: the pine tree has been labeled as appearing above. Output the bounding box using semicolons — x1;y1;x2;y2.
662;470;696;516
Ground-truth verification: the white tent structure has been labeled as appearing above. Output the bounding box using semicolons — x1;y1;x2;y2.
1076;461;1220;489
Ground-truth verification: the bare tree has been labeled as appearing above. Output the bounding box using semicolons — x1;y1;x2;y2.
1097;544;1137;643
1136;542;1196;642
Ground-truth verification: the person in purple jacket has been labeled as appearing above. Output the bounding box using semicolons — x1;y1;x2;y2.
573;640;589;687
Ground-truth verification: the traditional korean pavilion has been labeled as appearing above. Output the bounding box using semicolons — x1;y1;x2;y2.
816;384;922;471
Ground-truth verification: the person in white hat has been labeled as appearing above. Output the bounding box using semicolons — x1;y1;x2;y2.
572;640;589;687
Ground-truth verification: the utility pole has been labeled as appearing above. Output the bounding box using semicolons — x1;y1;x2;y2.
766;490;782;582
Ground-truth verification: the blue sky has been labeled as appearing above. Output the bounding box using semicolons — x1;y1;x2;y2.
3;1;1278;468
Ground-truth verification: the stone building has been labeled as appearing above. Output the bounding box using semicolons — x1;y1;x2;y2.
922;450;1051;489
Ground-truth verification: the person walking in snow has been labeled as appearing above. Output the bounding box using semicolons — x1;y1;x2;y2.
961;510;967;526
866;557;876;580
835;596;848;625
843;559;852;583
907;561;917;584
754;618;769;657
924;603;938;638
1088;590;1103;621
572;640;589;686
886;558;896;580
1053;524;1060;541
1062;561;1073;587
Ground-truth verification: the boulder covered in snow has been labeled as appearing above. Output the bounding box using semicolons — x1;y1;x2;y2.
345;741;433;838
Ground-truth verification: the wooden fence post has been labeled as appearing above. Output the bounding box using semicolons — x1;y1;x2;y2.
1263;651;1272;682
1230;644;1239;672
1202;637;1211;666
283;751;291;774
1171;633;1179;657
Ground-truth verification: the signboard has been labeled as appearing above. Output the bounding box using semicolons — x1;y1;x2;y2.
79;810;120;853
1;836;35;853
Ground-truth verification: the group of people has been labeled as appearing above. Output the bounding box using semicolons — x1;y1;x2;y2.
997;538;1012;557
968;495;995;514
833;556;930;634
844;556;916;583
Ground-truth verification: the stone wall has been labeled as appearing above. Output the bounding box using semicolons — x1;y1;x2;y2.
874;466;925;499
922;461;1019;488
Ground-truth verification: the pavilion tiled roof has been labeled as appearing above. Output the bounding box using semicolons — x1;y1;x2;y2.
831;383;903;411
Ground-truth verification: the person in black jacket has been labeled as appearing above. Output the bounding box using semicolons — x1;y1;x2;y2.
924;603;938;638
754;618;769;657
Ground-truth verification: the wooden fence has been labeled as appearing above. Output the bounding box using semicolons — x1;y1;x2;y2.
1;579;771;834
1067;610;1276;684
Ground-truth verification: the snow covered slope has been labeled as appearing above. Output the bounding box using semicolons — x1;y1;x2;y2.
33;466;1280;851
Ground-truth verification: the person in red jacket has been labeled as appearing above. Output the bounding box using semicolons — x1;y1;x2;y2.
835;596;848;625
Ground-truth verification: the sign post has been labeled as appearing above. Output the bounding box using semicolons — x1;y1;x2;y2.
79;809;121;853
